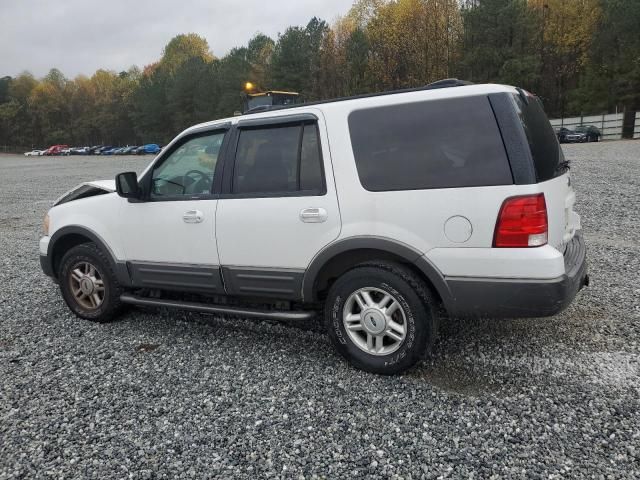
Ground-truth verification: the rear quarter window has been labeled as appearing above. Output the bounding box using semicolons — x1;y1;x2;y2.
348;96;513;191
511;93;564;182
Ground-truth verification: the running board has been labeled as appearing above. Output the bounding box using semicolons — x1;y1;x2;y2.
120;293;316;320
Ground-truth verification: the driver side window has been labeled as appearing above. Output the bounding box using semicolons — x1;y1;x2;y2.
151;131;225;198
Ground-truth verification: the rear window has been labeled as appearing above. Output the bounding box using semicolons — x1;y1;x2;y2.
511;93;564;182
348;96;513;191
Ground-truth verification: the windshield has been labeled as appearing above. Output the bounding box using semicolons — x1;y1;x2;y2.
574;126;587;133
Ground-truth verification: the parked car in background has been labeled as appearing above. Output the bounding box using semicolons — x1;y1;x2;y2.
555;127;571;143
138;143;161;155
574;125;601;142
563;130;588;143
43;145;69;156
556;125;602;144
101;147;120;155
115;146;133;155
120;146;138;155
93;146;111;155
70;147;90;155
24;149;44;156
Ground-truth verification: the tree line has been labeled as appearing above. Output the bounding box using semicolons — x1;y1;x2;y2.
1;0;638;148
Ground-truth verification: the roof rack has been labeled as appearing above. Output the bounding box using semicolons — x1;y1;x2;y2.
241;78;473;115
248;90;300;97
424;78;473;89
244;105;273;114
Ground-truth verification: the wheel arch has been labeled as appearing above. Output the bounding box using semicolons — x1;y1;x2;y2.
302;236;453;309
47;226;131;286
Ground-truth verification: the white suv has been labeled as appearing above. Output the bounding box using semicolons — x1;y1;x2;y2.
40;80;588;374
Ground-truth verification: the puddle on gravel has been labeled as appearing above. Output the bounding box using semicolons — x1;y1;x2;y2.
135;343;160;353
409;362;503;397
409;347;640;398
405;306;639;398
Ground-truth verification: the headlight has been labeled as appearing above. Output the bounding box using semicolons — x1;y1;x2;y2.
43;213;50;235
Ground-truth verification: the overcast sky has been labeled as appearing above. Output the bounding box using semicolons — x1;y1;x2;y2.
1;0;354;78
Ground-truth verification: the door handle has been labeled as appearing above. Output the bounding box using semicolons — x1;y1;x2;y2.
183;210;204;224
300;207;328;223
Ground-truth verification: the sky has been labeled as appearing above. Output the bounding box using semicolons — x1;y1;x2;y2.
0;0;354;78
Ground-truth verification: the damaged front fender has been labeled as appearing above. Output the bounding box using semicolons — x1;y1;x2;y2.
53;180;116;206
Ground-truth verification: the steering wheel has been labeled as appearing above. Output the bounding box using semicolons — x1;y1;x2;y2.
183;169;211;194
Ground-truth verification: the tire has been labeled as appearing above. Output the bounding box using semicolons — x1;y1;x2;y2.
58;243;124;323
325;262;437;375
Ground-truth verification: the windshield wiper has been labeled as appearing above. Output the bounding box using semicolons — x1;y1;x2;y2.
556;160;571;174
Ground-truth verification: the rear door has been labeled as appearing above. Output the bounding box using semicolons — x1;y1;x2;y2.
215;112;341;299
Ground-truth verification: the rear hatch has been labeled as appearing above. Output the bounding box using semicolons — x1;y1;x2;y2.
512;92;580;252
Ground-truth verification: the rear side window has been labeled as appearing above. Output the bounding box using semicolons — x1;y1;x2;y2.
233;122;325;195
511;94;564;182
348;96;512;191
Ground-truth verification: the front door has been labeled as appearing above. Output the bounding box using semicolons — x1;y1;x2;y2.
215;113;341;299
119;128;228;293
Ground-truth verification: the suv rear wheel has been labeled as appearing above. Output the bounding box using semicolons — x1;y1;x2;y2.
325;262;436;375
58;243;124;323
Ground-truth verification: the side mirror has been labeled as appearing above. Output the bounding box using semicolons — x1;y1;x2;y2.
115;172;141;199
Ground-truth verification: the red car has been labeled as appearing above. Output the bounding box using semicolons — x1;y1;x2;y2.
44;145;69;156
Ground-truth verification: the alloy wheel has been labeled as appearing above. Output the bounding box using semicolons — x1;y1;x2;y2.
342;287;407;356
68;261;105;310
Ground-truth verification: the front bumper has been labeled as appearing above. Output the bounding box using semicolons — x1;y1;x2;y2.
444;233;588;318
39;236;55;279
40;254;55;278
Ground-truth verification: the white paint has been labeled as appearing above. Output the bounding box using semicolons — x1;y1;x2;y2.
215;110;341;269
119;199;220;265
43;82;580;285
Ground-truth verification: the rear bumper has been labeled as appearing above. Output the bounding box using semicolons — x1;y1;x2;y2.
444;233;588;318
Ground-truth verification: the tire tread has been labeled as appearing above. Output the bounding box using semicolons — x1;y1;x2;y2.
325;260;437;374
59;242;124;323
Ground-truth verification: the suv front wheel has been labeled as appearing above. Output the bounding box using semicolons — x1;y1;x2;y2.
58;243;124;323
325;262;437;375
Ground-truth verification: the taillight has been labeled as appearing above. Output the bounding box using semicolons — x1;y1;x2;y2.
493;194;548;247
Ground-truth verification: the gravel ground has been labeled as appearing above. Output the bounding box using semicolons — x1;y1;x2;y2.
1;143;639;479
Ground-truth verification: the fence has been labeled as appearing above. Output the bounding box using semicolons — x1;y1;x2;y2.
549;113;624;141
635;112;640;139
